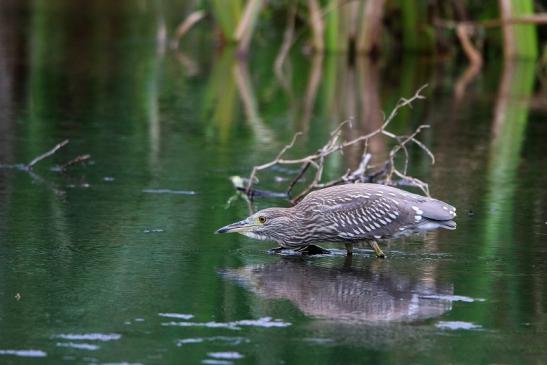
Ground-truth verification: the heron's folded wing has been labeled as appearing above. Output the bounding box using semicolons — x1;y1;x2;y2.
314;194;410;239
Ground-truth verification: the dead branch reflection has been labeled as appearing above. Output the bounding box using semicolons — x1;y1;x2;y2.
223;256;453;323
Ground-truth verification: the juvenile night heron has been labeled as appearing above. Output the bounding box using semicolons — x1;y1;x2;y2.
217;183;456;257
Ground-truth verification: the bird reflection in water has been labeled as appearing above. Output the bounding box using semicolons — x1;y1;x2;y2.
222;256;453;323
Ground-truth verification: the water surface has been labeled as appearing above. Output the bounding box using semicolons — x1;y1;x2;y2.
0;2;546;364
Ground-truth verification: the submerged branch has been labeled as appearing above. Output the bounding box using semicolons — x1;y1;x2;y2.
0;139;91;194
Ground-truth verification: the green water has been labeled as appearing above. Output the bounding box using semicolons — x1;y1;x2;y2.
1;2;546;364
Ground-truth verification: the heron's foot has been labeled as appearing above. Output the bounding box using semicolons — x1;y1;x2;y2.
268;246;286;254
369;240;386;258
296;245;330;255
345;243;353;256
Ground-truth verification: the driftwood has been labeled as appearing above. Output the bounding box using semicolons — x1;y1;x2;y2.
233;85;434;207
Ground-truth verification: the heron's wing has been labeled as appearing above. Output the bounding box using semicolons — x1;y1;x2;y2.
303;183;456;220
311;192;410;239
396;192;456;221
305;184;456;239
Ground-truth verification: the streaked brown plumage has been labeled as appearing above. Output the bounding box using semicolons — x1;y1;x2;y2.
217;183;456;256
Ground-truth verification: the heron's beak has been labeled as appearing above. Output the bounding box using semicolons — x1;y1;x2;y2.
216;219;254;234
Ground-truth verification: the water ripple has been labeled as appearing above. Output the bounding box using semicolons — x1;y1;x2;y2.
176;336;249;347
208;352;244;359
435;321;482;330
0;349;47;358
202;360;233;365
142;189;196;195
54;333;122;341
56;342;99;351
420;294;486;303
158;313;194;320
163;317;291;330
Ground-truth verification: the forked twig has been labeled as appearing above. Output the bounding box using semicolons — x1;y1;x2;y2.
1;139;91;195
247;132;303;192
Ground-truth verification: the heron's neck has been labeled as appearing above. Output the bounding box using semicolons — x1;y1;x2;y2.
271;207;306;245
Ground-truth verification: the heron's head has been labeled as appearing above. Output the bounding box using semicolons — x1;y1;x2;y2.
216;208;292;242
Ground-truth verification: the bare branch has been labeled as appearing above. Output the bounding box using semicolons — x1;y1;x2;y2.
331;118;353;136
384;124;434;164
54;154;91;172
287;162;310;199
26;140;69;170
246;131;303;193
241;85;434;202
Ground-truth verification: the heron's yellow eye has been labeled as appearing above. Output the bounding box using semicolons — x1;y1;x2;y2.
258;216;267;224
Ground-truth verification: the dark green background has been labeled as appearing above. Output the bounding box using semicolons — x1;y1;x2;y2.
0;1;546;364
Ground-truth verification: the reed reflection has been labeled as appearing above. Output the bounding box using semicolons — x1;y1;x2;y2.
224;256;453;323
205;47;274;144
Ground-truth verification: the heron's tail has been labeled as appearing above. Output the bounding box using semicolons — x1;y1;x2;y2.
439;220;456;230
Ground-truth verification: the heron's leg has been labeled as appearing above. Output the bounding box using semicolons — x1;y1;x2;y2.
368;240;386;258
343;254;353;268
345;243;353;256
